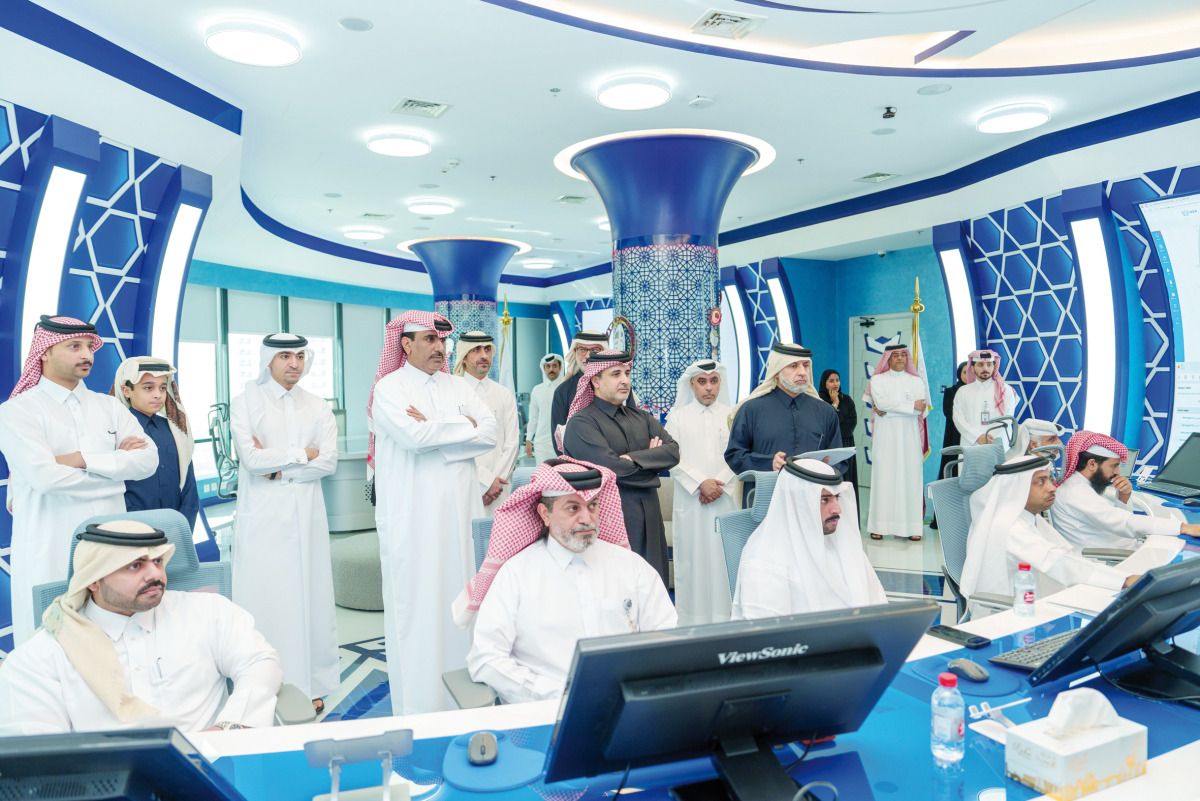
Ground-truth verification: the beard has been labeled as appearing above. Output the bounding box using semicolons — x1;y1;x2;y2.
556;523;598;553
1088;470;1109;495
779;375;807;394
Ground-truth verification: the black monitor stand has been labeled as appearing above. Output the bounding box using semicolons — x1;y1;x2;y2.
669;736;825;801
1113;637;1200;710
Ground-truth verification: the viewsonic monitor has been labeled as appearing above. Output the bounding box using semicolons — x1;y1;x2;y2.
0;727;245;800
543;599;939;801
1030;557;1200;704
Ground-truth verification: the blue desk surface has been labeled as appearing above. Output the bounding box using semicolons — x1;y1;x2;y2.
214;616;1200;801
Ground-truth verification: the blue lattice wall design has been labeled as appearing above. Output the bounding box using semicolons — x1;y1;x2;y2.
612;241;720;417
1106;166;1200;468
574;298;612;331
435;298;499;379
735;262;780;386
964;197;1086;433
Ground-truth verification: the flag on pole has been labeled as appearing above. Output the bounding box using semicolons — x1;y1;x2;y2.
911;279;933;460
497;297;516;393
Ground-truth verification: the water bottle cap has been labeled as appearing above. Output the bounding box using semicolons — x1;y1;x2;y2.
1018;563;1031;571
938;672;958;688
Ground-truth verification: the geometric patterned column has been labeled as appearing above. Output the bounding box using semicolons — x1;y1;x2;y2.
564;132;769;416
406;237;528;378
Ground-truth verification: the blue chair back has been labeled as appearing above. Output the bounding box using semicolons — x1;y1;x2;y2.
30;509;231;630
471;518;494;573
510;467;535;491
714;471;779;600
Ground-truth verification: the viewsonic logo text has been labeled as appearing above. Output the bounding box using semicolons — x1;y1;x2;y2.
717;644;809;665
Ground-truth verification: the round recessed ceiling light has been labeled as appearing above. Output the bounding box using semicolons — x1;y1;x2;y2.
406;198;455;216
204;22;301;67
338;17;373;32
343;228;384;241
976;102;1051;134
522;259;555;270
368;132;432;157
555;129;776;181
917;83;952;96
398;236;532;255
596;74;672;111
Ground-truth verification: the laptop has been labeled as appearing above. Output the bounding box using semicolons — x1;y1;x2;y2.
1137;433;1200;498
1119;448;1138;477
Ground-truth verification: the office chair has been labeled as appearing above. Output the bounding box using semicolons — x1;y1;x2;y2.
715;471;777;601
30;510;315;726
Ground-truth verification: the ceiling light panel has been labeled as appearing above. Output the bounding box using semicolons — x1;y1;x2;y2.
407;199;456;216
344;228;385;240
204;22;301;66
596;74;672;111
367;132;432;157
976;102;1051;134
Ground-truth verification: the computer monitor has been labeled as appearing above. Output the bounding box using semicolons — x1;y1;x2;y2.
1154;433;1200;490
0;727;245;800
1119;448;1139;477
1030;557;1200;704
543;599;939;801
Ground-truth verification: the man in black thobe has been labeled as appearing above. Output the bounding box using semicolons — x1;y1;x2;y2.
551;330;637;454
562;351;679;585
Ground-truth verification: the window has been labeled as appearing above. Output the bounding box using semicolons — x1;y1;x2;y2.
298;336;335;400
177;341;219;479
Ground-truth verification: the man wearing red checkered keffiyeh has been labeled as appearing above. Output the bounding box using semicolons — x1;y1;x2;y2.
462;458;676;704
1053;431;1199;549
951;349;1021;450
560;351;680;587
366;310;498;716
0;315;159;645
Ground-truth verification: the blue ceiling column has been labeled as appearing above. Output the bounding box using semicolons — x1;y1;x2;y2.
407;237;526;377
570;133;762;417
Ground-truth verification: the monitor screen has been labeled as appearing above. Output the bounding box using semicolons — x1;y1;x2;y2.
0;727;245;801
1030;557;1200;693
542;599;939;800
1155;433;1200;489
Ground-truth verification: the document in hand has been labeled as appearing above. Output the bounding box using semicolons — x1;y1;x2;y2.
1115;534;1186;575
798;447;857;466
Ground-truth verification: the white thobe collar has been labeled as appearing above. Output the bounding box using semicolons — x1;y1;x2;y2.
263;379;294;400
82;598;154;640
37;375;86;405
462;372;486;388
401;360;438;385
544;536;592;571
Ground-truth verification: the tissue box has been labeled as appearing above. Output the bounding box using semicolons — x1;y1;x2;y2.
1004;716;1147;800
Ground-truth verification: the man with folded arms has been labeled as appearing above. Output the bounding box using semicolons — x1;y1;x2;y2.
733;458;885;619
1052;432;1199;549
0;315;157;644
550;330;636;454
458;459;676;704
0;520;282;734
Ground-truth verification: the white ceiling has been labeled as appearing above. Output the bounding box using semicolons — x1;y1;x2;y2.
10;0;1200;296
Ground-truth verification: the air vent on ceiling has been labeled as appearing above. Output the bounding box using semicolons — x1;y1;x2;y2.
689;9;765;40
390;98;451;118
360;212;393;221
854;172;900;184
555;195;590;204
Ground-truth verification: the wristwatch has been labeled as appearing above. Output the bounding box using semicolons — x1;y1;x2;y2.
214;721;245;731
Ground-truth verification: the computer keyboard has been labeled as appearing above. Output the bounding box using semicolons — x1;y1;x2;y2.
988;630;1079;671
1136;479;1200;498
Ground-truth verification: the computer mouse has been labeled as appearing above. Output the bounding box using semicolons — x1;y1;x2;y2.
1183;498;1200;507
947;658;990;683
467;731;498;766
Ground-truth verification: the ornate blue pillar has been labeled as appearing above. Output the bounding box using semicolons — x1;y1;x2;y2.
405;237;528;376
564;132;768;417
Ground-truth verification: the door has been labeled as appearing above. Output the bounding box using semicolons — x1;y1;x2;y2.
849;313;909;489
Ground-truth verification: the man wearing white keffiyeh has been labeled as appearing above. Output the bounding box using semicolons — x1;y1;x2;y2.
732;458;886;619
0;520;281;735
461;459;675;704
368;311;497;714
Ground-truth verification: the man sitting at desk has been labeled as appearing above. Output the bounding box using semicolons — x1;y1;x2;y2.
1052;431;1198;550
0;520;283;735
959;455;1141;604
1005;418;1066;461
732;457;886;619
457;459;677;704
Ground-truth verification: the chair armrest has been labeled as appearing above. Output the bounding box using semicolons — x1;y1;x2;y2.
275;683;318;725
969;592;1014;610
940;447;964;458
1082;547;1135;565
442;667;497;709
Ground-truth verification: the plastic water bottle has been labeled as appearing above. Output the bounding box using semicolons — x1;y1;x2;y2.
931;672;965;764
1013;562;1036;617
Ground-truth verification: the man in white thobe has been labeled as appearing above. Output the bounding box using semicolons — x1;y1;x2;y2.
368;311;497;714
459;459;676;704
664;359;737;625
525;353;562;464
953;348;1020;451
1052;431;1198;550
960;455;1140;606
1005;418;1066;461
230;333;339;710
453;331;520;517
0;315;157;645
0;520;281;735
733;458;886;620
863;344;928;541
